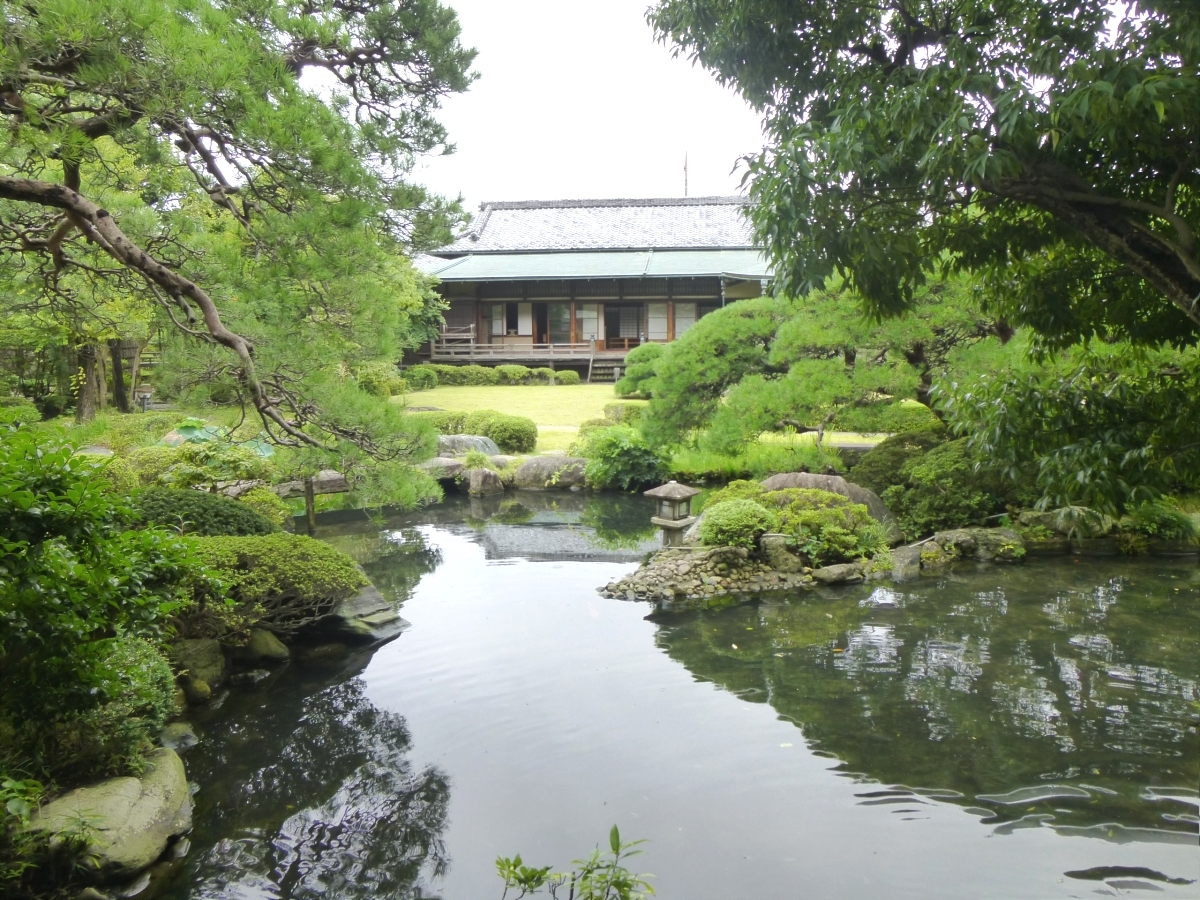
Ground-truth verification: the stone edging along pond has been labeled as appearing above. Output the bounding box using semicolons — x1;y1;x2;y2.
598;526;1199;608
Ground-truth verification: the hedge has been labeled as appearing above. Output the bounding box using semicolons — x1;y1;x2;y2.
404;365;439;390
133;486;280;536
410;408;538;453
421;363;581;386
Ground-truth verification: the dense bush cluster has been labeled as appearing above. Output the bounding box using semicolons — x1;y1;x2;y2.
578;425;668;491
353;362;407;397
132;487;280;536
849;427;948;495
831;401;939;434
700;499;779;549
411;409;538;452
0;397;40;426
1122;502;1199;543
403;365;439;390
412;363;582;387
126;441;274;489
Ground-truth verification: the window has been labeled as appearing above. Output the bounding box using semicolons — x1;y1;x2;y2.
618;305;640;338
674;302;697;337
548;303;572;343
647;303;668;340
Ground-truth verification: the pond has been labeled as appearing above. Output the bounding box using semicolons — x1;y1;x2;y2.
164;494;1199;900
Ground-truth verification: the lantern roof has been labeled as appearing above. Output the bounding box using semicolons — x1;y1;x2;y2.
644;480;701;500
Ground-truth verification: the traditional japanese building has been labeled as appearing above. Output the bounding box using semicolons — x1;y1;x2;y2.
413;196;772;381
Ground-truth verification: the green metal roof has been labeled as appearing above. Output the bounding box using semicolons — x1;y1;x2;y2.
415;249;772;282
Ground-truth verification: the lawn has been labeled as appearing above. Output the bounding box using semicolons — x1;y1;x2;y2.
400;384;644;453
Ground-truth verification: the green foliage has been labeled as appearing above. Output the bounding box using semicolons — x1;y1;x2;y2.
1122;502;1199;543
579;426;668;492
155;441;275;489
849;428;948;496
404;365;439;391
126;445;183;486
944;346;1200;516
413;409;538;452
0;427;208;782
462;449;495;470
0;397;39;426
94;455;140;495
64;412;181;454
668;441;840;484
880;440;1021;540
699;479;765;511
354;362;407;398
496;365;533;385
700;499;779;549
650;0;1200;345
603;403;645;427
496;825;653;900
236;486;294;529
133;487;280;537
614;343;664;398
761;488;886;565
428;364;501;385
831;401;939;435
188;533;368;637
643;296;795;444
553;369;581;386
1;775;46;886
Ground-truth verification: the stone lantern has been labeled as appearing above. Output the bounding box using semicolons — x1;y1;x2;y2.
644;480;701;547
132;383;154;413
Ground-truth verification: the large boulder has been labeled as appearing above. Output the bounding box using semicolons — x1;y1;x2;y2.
420;457;464;481
437;434;501;456
513;456;587;490
321;584;410;644
231;628;290;663
759;472;903;543
168;638;225;687
29;748;192;882
932;527;1025;561
810;561;867;585
465;466;505;495
759;533;805;573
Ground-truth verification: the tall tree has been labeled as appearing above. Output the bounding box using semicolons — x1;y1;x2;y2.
649;0;1200;346
0;0;475;443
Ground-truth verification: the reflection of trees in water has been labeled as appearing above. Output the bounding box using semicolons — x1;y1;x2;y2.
654;562;1200;834
578;494;656;549
325;528;444;608
174;677;450;900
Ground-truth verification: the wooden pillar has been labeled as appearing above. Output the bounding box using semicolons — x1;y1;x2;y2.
667;302;675;342
569;300;577;345
304;476;317;535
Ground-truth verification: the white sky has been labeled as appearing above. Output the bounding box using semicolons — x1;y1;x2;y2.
412;0;766;213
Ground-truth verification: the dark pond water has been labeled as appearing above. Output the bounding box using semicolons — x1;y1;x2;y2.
164;494;1199;899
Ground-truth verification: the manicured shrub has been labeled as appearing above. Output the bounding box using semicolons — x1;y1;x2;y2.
603;402;644;426
881;438;1017;540
237;486;294;529
579;425;668;491
133;487;280;536
761;488;886;565
530;367;558;384
468;411;538;453
403;365;439;391
353;361;407;397
157;441;274;488
614;342;664;397
700;479;765;511
430;364;500;385
410;410;468;434
496;364;532;384
127;444;182;485
189;533;368;636
850;427;948;495
554;369;581;385
95;455;140;495
462;449;495;470
700;499;779;549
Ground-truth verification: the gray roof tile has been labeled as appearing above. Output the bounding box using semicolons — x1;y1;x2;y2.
443;197;756;253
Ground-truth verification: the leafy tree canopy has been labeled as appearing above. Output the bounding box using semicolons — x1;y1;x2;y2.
0;0;475;449
650;0;1200;346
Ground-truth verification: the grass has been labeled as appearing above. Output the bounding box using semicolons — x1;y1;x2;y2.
401;384;646;454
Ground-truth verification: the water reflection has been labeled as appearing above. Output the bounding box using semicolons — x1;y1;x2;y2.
165;653;450;899
653;561;1200;839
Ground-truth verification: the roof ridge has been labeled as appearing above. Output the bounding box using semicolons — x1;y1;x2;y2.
478;196;747;211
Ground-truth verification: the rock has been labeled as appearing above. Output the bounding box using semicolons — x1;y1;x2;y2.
1018;508;1114;537
78;888;111;900
465;466;505;495
759;472;903;543
271;469;349;499
295;642;348;664
231;628;290;663
489;455;520;469
229;669;271;687
30;749;192;882
437;434;501;456
168;639;225;687
932;527;1025;561
419;457;465;480
158;723;198;753
810;562;866;585
178;676;211;705
891;545;923;580
758;532;806;573
323;584;411;644
513;456;587;489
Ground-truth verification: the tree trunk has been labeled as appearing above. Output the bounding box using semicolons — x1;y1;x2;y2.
96;349;107;411
108;339;131;413
75;344;98;424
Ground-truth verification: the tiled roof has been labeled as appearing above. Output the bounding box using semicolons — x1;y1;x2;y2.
442;197;756;253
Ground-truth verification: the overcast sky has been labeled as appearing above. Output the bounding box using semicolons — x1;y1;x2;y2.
411;1;766;213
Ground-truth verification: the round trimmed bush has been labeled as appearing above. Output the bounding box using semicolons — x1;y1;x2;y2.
554;369;581;385
404;365;438;391
496;364;532;384
700;499;779;549
133;486;280;536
